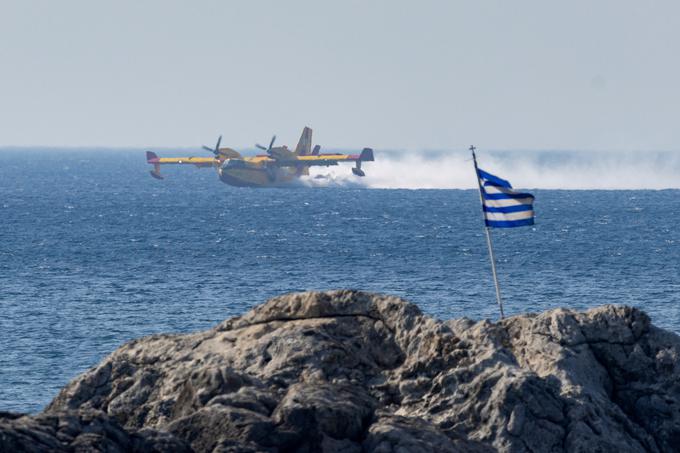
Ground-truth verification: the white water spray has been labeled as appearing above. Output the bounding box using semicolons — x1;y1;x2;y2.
306;150;680;190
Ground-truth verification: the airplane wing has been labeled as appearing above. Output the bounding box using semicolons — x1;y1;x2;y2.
274;148;374;165
272;148;375;176
146;151;218;179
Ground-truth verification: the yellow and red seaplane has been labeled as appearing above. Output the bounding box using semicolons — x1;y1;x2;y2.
145;127;374;187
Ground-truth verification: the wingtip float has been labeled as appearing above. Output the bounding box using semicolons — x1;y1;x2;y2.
145;127;374;188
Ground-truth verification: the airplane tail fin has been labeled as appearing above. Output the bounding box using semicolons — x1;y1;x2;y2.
352;148;374;177
359;148;374;162
294;126;313;156
146;151;159;162
146;151;164;179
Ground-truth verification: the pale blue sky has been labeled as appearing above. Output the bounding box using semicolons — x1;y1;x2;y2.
1;1;679;150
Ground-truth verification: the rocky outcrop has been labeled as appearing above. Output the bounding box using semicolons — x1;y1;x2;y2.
3;290;680;452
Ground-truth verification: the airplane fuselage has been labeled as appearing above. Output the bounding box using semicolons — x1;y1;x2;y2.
218;158;300;187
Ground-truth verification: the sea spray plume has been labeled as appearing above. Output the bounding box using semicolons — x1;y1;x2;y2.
486;150;680;190
296;171;367;188
298;150;476;189
358;150;680;190
362;150;476;189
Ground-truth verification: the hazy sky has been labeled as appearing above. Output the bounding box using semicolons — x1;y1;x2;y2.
1;1;679;150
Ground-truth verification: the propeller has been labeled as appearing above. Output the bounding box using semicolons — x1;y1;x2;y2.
202;135;222;156
256;135;276;152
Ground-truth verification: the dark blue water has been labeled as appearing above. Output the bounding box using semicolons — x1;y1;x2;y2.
1;150;679;413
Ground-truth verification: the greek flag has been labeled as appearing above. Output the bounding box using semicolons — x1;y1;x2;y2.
477;168;534;228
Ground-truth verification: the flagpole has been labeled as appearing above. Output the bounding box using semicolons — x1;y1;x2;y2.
470;146;505;319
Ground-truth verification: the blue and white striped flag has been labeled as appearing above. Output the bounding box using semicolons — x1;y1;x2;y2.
477;168;535;228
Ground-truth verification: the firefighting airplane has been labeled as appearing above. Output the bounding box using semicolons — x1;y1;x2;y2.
145;127;374;187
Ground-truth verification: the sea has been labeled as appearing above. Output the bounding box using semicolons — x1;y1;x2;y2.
1;149;679;413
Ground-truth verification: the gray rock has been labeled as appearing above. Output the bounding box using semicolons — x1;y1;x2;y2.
364;415;491;452
0;409;190;452
8;290;680;452
272;382;375;442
